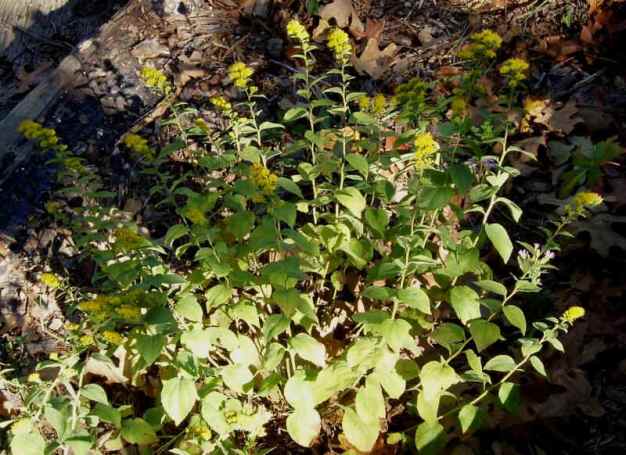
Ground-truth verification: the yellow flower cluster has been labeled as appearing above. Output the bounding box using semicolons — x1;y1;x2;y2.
210;96;232;112
102;330;124;345
140;66;172;94
228;62;254;89
359;94;387;115
45;200;63;215
79;335;95;347
113;227;148;251
562;306;585;323
27;373;41;383
250;163;278;198
458;29;502;61
41;273;61;289
79;289;161;323
327;28;352;64
287;19;309;43
18;120;59;149
123;134;153;160
499;58;530;88
414;132;440;170
565;191;603;217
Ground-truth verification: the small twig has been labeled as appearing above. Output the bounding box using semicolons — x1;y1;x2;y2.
15;26;73;50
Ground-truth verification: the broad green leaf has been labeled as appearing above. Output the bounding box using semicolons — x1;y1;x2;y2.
10;431;46;455
283;106;307;122
263;314;290;341
432;323;465;353
362;286;394;301
285;371;315;409
498;382;521;414
121;418;158;445
414;421;447;455
420;361;460;402
263;342;286;371
448;163;473;194
313;362;359;404
475;280;508;297
355;377;385;423
464;350;482;373
164;224;189;247
286;407;321;447
181;327;212;358
484;355;516;372
92;403;121;429
503;305;527;335
136;334;165;366
364;207;389;236
418;186;454;210
65;431;94;455
278;177;304;198
397;287;430;314
289;333;326;368
340;238;373;270
380;318;416;353
416;390;439;423
161;376;198;426
346;337;380;368
496;197;523;222
336;187;367;218
485;223;513;263
530;355;547;377
346;153;369;177
342;408;379;453
200;392;229;435
81;383;109;405
205;283;232;309
395;359;420;381
175;294;203;322
458;404;483;434
449;286;481;325
469;319;502;353
352;111;376;125
221;364;253;393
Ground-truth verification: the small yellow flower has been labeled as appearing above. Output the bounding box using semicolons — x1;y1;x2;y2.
27;373;41;383
79;335;95;347
118;304;142;321
286;19;309;43
499;58;530;88
458;29;502;61
571;192;603;209
18;120;60;150
65;322;79;331
140;66;171;94
45;201;62;215
372;94;386;115
327;28;352;64
414;132;440;170
562;306;585;323
123;134;153;160
358;95;370;111
102;330;124;345
41;273;61;289
210;95;232;112
228;62;254;89
250;163;278;198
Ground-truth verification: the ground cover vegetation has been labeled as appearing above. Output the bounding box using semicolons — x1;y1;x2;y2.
2;16;611;455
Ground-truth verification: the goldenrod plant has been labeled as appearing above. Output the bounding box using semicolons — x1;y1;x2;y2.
6;23;603;454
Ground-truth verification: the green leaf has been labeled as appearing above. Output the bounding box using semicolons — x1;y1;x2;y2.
380;318;416;353
469;319;502;353
289;333;326;368
283;107;307;122
419;361;460;402
362;286;394;301
65;431;94;455
397;288;430;314
449;286;481;325
81;384;109;405
10;431;46;455
414;421;447;455
313;362;359;404
485;223;513;263
355;376;385;423
285;371;315;409
272;201;297;227
352;111;376;125
121;418;158;445
181;327;212;358
432;323;466;353
92;403;121;429
161;376;198;426
278;177;304;198
342;408;380;453
458;404;483;434
475;280;508;297
336;187;367;218
259;121;285;131
175;294;203;322
221;364;253;394
364;207;389;236
346;153;369;178
498;382;521;414
263;314;290;340
205;283;232;309
286;407;321;447
530;355;547;377
226;211;255;240
136;334;165;366
496;197;523;222
448;163;473;194
484;355;516;372
418;186;454;210
503;305;527;335
164;224;189;247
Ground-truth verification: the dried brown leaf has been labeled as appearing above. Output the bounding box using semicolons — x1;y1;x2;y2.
319;0;364;36
353;38;398;80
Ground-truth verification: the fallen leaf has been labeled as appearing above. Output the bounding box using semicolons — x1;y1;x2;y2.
85;354;128;384
352;18;385;41
532;101;582;135
319;0;364;37
353;38;398;79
